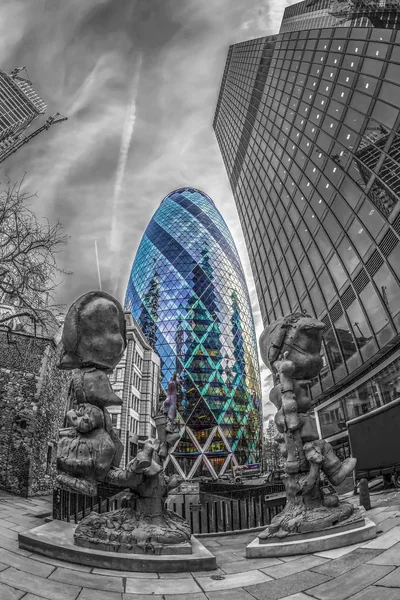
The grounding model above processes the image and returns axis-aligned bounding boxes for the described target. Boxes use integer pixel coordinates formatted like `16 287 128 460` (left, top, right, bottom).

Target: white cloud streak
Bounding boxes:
110 52 143 265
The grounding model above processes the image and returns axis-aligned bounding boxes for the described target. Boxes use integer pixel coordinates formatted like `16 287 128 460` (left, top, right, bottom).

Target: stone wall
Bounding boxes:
0 331 69 497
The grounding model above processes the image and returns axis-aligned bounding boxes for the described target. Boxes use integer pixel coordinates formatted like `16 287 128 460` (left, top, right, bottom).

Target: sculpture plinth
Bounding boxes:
247 312 376 555
54 291 191 556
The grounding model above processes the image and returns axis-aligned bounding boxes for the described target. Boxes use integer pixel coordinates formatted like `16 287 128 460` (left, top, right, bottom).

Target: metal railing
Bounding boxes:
53 485 286 535
52 484 128 524
171 492 285 536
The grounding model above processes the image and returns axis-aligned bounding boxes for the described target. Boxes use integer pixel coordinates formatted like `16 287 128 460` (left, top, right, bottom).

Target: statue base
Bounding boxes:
74 507 191 555
246 509 376 558
18 521 217 572
260 501 355 540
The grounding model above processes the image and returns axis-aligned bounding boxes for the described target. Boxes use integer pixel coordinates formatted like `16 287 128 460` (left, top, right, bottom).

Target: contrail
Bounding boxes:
94 239 102 290
110 51 143 291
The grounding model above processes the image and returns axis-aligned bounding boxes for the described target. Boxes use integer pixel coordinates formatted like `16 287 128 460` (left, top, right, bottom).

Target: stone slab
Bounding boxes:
308 564 395 600
348 587 400 600
375 566 400 587
261 554 328 578
244 570 330 600
362 525 400 550
125 576 202 595
246 517 376 558
311 548 383 577
195 570 272 592
18 520 216 573
367 541 400 566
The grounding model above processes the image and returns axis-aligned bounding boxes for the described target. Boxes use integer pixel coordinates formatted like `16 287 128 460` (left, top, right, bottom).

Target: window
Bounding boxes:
328 254 347 289
318 398 346 438
360 283 388 333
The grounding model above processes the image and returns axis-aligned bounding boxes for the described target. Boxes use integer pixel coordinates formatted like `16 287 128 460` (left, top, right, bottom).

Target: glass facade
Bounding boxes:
213 1 400 452
125 188 262 479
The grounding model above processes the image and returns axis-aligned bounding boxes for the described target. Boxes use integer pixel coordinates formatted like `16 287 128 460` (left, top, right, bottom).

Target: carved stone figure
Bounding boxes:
258 312 357 540
56 291 190 554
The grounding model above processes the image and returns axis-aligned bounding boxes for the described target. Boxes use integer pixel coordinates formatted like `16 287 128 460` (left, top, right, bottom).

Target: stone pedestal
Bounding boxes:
18 521 217 572
246 510 377 558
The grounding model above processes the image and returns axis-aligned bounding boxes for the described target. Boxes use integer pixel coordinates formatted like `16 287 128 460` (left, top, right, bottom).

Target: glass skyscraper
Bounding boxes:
125 188 262 479
214 0 400 459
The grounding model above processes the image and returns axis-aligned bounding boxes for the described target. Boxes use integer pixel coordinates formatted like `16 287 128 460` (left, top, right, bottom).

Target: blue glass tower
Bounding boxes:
125 187 262 479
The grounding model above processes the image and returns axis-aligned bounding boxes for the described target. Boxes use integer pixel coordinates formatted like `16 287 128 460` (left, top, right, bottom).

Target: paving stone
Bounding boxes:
0 548 56 577
123 596 163 600
0 581 26 600
307 564 394 600
77 589 122 600
345 586 400 599
367 541 400 566
376 517 400 534
279 555 305 562
0 536 32 556
30 554 93 571
0 567 81 600
202 540 222 547
158 571 194 578
373 510 399 525
314 542 365 559
222 556 283 574
375 567 400 587
245 570 331 600
261 555 329 579
278 594 316 600
311 549 383 577
190 567 226 577
195 570 272 592
164 593 207 600
0 526 18 540
91 567 158 578
49 567 124 592
125 577 202 595
362 526 400 550
206 589 258 600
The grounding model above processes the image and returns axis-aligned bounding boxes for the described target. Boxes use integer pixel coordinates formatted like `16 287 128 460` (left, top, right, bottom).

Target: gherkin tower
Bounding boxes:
125 187 262 479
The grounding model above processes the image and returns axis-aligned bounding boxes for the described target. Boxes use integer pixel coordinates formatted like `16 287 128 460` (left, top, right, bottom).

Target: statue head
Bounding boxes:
58 291 127 371
259 312 324 379
303 441 324 465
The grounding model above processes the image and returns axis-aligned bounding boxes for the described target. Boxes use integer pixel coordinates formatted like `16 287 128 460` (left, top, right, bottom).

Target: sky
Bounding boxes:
0 0 296 419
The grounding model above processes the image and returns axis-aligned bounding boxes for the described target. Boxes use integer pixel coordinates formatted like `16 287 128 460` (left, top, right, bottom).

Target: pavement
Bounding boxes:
1 488 400 600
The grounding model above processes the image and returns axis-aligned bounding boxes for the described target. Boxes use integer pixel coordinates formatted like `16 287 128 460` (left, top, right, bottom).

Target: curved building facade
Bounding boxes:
214 1 400 460
125 187 262 479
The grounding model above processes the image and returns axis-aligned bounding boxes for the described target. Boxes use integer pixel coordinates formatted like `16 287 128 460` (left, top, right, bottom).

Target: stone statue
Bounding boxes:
258 312 357 540
56 291 190 554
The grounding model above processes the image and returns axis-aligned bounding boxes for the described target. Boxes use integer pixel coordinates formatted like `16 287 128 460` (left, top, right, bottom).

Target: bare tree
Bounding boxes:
0 180 70 337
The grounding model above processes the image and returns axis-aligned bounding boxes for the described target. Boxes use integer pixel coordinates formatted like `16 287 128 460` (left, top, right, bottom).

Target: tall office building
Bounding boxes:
0 68 66 164
125 187 262 479
214 0 400 459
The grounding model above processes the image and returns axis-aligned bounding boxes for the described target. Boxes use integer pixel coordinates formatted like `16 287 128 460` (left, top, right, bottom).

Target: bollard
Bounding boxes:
359 478 371 511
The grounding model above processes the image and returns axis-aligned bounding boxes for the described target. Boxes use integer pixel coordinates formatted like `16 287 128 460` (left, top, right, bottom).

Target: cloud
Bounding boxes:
0 0 297 410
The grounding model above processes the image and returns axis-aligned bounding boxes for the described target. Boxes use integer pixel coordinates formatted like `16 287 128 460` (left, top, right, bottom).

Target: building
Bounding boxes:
0 327 69 497
0 67 66 164
125 187 262 479
108 312 160 468
213 0 400 460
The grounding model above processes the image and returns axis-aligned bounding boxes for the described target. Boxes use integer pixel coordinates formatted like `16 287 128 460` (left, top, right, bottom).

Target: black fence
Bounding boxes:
171 492 286 535
53 485 286 535
52 484 128 523
200 481 285 500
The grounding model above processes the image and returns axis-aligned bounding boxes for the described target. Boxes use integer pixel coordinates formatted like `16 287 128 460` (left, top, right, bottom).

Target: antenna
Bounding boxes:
94 240 102 291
